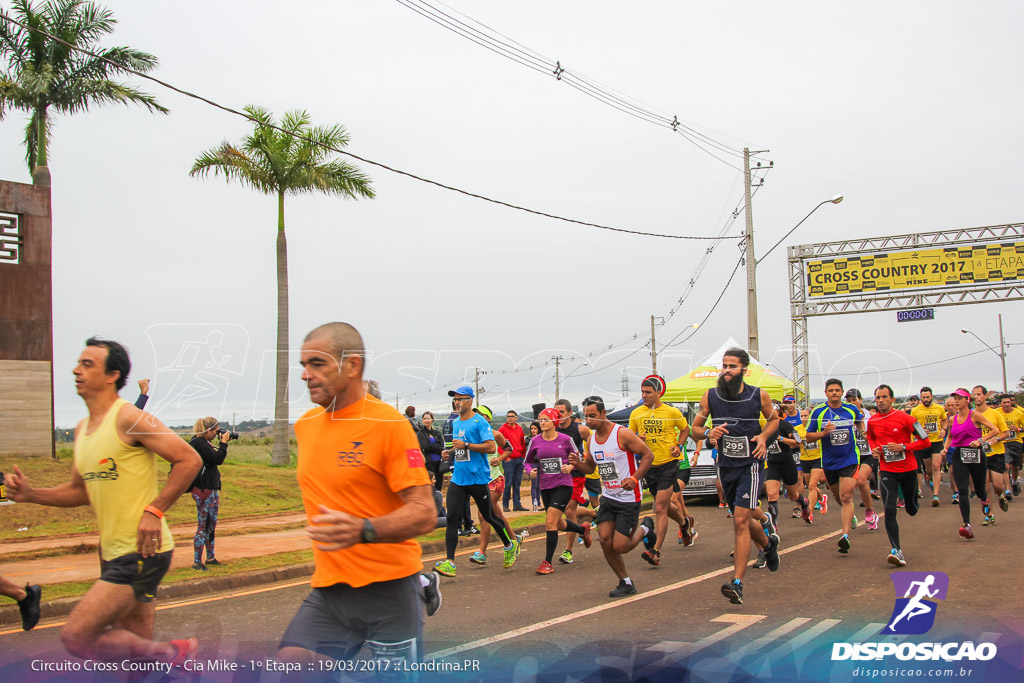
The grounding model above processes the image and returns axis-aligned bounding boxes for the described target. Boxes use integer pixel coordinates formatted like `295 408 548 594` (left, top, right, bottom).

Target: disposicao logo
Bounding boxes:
884 571 948 635
831 572 998 662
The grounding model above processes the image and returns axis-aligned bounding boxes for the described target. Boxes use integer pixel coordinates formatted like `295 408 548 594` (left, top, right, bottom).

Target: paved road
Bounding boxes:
2 497 1022 681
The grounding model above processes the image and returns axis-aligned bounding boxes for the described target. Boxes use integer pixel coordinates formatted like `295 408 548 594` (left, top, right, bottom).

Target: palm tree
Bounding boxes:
0 0 167 181
191 106 375 466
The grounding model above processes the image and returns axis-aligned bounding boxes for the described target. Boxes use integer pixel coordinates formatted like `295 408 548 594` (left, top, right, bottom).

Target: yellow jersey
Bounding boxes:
629 403 688 466
976 407 1008 456
911 403 947 442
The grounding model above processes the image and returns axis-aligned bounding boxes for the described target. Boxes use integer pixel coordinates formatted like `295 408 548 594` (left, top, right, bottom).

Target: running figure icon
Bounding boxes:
888 574 939 632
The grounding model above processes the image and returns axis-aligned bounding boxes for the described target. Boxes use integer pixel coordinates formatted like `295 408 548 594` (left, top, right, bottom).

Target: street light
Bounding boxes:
748 195 843 360
961 317 1008 392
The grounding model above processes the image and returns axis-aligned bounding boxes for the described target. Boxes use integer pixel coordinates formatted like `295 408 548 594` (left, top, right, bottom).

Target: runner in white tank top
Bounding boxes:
573 397 655 598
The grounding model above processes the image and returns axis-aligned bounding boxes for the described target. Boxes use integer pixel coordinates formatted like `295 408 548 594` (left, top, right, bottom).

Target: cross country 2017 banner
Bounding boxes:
805 242 1024 298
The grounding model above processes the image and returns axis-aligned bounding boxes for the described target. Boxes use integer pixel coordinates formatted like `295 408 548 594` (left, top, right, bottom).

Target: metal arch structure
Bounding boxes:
788 221 1024 404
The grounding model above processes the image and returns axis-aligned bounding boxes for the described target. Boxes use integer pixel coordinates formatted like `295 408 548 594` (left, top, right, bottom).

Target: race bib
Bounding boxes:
768 440 782 455
804 439 819 452
883 445 905 462
597 462 618 482
829 430 850 447
960 447 982 464
925 421 938 433
453 448 470 462
540 458 562 475
856 436 870 453
722 435 751 458
792 452 801 465
1009 428 1018 440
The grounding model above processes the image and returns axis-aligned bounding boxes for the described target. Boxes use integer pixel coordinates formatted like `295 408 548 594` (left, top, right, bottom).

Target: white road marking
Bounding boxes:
427 525 846 660
727 617 811 661
849 622 887 642
646 614 765 662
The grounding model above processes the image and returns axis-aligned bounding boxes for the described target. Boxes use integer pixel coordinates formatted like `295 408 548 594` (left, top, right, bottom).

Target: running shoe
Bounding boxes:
983 503 992 517
609 579 637 598
959 524 974 539
751 551 767 569
814 501 822 511
422 572 442 617
468 551 487 565
205 559 223 566
726 510 733 518
1014 482 1022 497
800 500 812 524
581 522 593 548
718 502 727 509
917 489 923 497
932 496 940 507
577 536 584 545
640 516 656 551
838 534 851 554
807 512 814 524
887 548 907 567
558 549 574 564
969 491 977 499
469 525 481 535
851 515 859 529
765 533 781 572
536 561 553 575
820 493 829 514
17 584 40 631
983 514 996 526
897 500 905 509
170 638 199 668
457 528 471 537
433 559 456 577
503 539 521 568
865 509 879 531
677 527 685 544
682 515 696 547
192 562 208 571
951 492 960 504
792 507 802 519
1000 496 1010 512
721 578 743 604
871 490 881 500
762 509 778 540
641 547 661 566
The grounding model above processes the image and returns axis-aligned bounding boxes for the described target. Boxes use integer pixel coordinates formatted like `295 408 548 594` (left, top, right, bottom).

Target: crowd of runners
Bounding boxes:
2 329 1019 675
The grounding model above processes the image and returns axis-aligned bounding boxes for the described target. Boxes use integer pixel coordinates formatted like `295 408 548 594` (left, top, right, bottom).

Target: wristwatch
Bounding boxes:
360 518 378 543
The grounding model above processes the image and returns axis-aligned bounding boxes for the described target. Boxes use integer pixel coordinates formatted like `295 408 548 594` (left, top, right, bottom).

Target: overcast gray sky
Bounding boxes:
2 1 1020 426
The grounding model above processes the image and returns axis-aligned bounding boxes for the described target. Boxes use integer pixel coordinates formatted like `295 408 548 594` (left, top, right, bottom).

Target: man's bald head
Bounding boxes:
304 322 365 375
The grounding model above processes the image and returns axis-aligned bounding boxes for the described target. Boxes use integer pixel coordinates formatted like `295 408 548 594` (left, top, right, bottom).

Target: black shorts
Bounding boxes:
718 463 762 510
1004 441 1023 468
765 458 800 487
676 466 692 485
280 575 423 667
800 458 822 474
595 496 641 538
584 477 602 498
824 464 858 487
541 485 573 512
858 454 879 476
986 454 1007 474
644 461 680 495
913 448 929 473
99 550 173 603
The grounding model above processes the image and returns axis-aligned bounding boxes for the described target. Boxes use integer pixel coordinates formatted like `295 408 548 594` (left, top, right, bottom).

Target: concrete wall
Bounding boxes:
0 360 54 456
0 178 53 457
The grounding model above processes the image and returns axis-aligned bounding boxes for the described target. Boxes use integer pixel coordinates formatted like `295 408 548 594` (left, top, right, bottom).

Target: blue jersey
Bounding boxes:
808 402 864 470
783 413 802 427
449 413 495 486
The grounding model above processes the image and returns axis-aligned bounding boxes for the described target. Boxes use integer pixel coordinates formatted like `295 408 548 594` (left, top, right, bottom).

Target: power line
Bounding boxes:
0 12 741 243
394 0 766 171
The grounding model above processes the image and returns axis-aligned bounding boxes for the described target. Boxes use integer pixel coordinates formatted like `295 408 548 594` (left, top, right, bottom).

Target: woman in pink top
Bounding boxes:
941 388 999 539
525 409 592 574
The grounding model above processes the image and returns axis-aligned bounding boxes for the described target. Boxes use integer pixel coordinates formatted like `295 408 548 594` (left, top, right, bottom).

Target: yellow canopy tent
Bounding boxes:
662 338 795 403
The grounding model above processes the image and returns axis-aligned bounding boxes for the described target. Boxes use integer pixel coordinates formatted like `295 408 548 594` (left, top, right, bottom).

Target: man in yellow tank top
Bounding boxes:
6 338 201 666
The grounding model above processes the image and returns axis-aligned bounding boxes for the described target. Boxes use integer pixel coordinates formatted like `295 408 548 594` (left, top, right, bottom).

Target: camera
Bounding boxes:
218 429 240 440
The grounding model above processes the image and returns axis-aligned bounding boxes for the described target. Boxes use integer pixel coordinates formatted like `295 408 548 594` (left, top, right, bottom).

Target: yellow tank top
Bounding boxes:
74 398 173 560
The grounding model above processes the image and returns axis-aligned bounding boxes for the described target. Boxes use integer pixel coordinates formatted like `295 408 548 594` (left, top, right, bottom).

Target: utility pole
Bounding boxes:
1000 313 1008 393
744 147 759 360
551 355 563 401
474 368 485 407
650 315 658 374
621 369 630 397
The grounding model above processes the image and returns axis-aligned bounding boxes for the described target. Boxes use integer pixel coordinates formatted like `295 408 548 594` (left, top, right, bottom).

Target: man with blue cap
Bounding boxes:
433 386 520 578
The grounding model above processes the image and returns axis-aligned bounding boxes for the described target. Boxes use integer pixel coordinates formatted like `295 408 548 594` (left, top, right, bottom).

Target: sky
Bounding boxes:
1 1 1021 426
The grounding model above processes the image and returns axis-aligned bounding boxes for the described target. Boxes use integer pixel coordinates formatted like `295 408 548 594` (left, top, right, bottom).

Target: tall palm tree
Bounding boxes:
0 0 167 179
191 105 375 466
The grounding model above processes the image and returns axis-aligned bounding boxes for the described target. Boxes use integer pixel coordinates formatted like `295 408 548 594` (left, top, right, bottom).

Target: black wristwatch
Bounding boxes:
360 518 378 543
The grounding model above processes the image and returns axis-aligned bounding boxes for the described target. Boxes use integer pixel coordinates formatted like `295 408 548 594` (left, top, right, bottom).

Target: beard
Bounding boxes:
717 371 744 400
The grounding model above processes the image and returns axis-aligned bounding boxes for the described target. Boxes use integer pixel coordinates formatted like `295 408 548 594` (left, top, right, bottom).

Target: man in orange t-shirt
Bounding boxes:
277 323 436 669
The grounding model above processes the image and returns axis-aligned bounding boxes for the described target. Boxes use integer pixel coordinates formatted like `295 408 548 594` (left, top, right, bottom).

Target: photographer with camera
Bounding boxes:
188 417 233 570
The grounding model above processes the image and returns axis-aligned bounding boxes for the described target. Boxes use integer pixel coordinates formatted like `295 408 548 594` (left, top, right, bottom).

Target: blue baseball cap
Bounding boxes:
447 385 475 398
